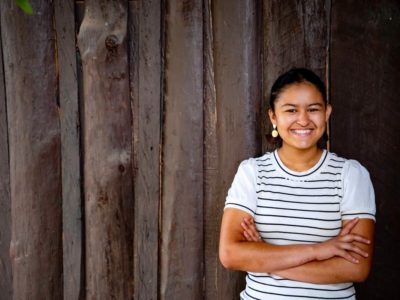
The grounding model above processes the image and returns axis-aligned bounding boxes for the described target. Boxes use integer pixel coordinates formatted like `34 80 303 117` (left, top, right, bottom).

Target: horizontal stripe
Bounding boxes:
256 157 271 162
258 197 340 205
342 212 375 217
330 158 346 163
257 163 273 167
320 172 341 175
259 169 276 173
247 286 356 299
304 179 341 182
264 237 321 243
254 222 342 231
248 275 354 292
256 205 340 213
257 190 341 197
257 182 341 190
258 176 287 180
258 230 336 238
327 164 344 169
254 213 341 222
225 203 255 214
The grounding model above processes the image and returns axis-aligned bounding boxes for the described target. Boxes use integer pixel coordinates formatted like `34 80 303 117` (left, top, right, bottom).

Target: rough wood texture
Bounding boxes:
0 1 63 298
211 0 262 298
330 1 400 298
130 0 162 299
0 21 12 300
77 1 134 298
160 0 203 298
55 1 84 299
262 0 330 151
203 0 219 298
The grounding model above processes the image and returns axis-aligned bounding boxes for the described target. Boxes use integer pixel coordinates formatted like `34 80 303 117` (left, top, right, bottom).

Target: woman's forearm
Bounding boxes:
220 240 317 273
274 255 371 284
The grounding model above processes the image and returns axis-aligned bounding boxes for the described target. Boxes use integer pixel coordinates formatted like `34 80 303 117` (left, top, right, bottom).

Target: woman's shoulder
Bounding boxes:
328 152 371 177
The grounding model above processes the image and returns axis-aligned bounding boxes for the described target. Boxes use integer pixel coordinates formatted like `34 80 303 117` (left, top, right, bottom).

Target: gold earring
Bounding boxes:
272 124 279 138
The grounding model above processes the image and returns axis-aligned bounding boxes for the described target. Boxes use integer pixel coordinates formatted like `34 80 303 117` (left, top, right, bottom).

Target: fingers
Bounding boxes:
340 218 359 236
340 242 369 258
241 218 262 242
340 233 371 245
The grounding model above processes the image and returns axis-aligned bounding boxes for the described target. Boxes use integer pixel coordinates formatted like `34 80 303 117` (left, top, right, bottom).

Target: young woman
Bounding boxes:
219 68 376 300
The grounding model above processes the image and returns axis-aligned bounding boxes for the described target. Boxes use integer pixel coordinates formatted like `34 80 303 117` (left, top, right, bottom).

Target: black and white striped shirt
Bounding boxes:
225 150 376 300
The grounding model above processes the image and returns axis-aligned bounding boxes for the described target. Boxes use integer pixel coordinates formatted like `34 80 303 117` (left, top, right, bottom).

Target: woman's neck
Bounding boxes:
277 146 323 172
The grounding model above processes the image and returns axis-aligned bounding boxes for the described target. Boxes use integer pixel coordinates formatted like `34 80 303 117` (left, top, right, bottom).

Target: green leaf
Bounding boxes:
16 0 33 15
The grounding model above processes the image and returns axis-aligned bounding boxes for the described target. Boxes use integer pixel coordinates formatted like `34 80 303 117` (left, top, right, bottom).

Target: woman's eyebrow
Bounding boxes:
279 102 323 108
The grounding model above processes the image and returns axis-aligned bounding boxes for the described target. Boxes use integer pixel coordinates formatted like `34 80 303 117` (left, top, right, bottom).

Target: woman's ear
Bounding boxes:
325 104 332 122
268 108 276 125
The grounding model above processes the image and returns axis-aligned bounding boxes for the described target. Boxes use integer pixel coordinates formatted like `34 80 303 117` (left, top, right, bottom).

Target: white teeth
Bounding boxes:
291 129 312 135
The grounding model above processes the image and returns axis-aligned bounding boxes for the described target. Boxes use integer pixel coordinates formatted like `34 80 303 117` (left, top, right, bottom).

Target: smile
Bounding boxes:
290 129 313 136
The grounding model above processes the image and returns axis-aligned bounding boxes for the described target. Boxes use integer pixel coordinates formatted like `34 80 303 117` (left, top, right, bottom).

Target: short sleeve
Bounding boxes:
224 158 258 217
341 160 376 221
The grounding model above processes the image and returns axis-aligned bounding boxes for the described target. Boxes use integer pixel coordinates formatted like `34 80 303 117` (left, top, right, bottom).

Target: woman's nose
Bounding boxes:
296 110 310 126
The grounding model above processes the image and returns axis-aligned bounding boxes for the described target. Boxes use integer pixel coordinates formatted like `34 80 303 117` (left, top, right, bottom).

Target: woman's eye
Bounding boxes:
285 109 296 113
308 108 320 112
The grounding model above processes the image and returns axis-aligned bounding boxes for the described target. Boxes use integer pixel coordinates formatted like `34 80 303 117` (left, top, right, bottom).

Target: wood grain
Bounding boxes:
0 17 12 300
130 0 162 299
330 0 400 298
211 0 262 298
0 1 62 298
160 0 204 298
55 1 84 299
77 1 134 298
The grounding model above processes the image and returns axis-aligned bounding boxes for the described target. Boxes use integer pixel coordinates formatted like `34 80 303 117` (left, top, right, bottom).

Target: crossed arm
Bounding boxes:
219 208 375 284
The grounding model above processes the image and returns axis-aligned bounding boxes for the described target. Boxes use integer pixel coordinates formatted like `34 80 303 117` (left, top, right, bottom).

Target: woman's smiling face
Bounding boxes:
269 82 332 152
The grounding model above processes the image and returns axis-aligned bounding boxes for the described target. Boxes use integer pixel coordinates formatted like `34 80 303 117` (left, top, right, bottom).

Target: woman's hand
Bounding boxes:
241 217 370 264
313 218 370 264
241 217 263 242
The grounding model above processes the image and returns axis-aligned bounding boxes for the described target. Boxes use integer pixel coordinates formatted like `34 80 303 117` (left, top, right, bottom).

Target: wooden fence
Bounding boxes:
0 0 399 299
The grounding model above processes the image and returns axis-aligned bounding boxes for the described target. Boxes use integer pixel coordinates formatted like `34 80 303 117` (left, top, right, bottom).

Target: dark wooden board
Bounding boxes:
210 0 262 298
0 1 62 298
54 1 84 299
330 0 400 298
77 1 134 298
262 0 330 151
0 18 12 300
130 0 162 299
160 0 204 298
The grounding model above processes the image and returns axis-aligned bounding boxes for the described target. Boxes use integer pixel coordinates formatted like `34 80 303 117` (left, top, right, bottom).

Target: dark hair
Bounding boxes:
269 68 327 111
267 68 329 147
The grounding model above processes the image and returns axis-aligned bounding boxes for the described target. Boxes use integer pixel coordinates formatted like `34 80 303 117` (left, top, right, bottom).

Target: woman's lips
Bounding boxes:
290 129 314 136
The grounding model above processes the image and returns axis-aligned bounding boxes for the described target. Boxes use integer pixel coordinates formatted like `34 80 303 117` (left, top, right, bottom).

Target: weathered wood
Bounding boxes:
160 0 203 298
0 21 12 300
0 1 63 298
262 0 330 151
77 1 134 298
203 0 219 298
211 0 262 298
55 1 84 299
129 0 161 298
330 1 400 298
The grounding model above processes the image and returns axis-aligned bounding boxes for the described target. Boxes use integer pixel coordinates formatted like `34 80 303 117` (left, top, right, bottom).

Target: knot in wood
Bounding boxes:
105 35 119 51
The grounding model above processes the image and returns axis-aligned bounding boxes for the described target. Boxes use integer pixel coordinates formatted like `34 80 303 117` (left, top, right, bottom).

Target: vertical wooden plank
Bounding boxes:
77 1 134 298
160 0 203 298
211 0 262 298
203 0 219 298
55 1 84 299
0 19 12 300
330 1 400 298
262 0 330 151
0 1 63 298
129 0 162 299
